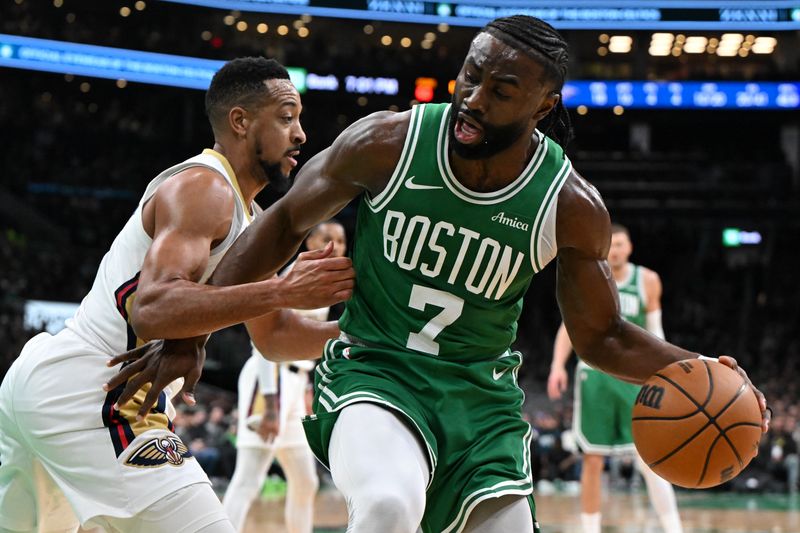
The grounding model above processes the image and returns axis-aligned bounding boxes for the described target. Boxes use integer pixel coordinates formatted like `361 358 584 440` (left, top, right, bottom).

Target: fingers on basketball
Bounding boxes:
632 359 762 489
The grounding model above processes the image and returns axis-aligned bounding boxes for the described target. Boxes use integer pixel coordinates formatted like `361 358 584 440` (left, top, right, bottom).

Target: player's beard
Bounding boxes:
261 160 292 193
447 96 528 160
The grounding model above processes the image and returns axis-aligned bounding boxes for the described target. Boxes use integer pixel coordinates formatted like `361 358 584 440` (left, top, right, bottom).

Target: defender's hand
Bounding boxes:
718 355 770 433
103 337 206 420
277 242 355 309
257 396 280 442
547 366 569 400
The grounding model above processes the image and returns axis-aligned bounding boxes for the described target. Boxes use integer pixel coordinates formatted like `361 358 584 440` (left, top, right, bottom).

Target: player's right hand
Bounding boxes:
718 355 771 434
547 366 569 400
103 337 206 421
277 241 355 310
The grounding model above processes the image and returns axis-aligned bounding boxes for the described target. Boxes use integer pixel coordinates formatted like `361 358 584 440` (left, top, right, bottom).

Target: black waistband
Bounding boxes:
287 364 307 374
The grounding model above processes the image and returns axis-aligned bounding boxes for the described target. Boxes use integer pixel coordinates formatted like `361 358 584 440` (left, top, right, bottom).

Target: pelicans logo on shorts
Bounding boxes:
124 436 193 468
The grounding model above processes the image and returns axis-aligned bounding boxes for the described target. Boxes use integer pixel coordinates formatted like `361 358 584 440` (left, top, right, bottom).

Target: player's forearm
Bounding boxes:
575 318 699 384
551 324 574 370
249 312 339 361
131 277 286 340
264 393 279 414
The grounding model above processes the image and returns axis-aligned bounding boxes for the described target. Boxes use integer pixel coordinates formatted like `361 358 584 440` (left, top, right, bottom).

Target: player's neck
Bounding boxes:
211 142 265 207
449 133 538 192
611 262 630 283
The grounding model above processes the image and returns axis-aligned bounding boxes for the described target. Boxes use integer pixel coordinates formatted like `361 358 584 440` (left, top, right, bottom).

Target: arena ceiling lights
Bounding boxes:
158 0 800 31
649 32 779 56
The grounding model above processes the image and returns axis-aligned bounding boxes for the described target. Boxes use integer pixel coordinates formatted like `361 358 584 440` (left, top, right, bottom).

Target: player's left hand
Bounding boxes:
103 337 206 421
718 355 770 434
257 405 280 442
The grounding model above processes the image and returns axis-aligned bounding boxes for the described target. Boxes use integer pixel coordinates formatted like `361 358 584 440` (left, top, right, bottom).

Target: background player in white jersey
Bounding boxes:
548 224 683 533
224 221 347 533
0 57 354 533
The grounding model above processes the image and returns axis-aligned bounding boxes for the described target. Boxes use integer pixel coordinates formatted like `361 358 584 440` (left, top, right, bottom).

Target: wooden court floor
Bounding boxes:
242 488 800 533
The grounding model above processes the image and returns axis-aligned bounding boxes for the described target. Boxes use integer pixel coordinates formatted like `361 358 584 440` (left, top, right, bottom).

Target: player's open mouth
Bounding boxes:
286 150 300 167
454 114 484 144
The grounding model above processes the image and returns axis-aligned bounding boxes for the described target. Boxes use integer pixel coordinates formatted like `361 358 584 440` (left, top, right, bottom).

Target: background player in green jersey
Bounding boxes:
548 224 683 533
108 15 770 533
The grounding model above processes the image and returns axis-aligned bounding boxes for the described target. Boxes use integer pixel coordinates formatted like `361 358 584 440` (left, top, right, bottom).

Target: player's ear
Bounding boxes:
228 106 248 138
533 92 559 122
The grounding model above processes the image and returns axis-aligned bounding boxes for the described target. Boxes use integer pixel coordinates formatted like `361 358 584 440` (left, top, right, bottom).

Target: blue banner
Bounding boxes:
1 34 798 110
562 80 800 109
0 34 306 91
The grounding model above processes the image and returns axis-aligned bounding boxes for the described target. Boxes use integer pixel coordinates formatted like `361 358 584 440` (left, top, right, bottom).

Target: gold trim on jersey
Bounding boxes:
118 383 174 432
202 148 253 223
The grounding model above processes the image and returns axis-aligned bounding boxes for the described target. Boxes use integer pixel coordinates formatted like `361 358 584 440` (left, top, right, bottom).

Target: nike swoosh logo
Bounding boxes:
405 176 443 190
493 367 510 380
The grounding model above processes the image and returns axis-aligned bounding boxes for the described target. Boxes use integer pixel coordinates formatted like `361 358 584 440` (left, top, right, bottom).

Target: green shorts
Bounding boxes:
303 338 540 533
574 361 640 455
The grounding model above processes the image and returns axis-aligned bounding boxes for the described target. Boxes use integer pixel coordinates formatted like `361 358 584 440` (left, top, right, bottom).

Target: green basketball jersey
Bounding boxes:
338 102 572 362
617 263 647 328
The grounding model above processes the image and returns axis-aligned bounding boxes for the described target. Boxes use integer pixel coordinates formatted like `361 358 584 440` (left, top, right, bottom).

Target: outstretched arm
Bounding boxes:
209 110 409 287
555 171 768 432
212 111 412 360
555 172 696 383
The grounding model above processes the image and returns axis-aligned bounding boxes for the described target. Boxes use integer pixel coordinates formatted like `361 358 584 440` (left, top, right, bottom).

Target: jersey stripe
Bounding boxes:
367 105 424 212
531 157 572 272
104 272 175 457
202 148 253 223
441 424 534 533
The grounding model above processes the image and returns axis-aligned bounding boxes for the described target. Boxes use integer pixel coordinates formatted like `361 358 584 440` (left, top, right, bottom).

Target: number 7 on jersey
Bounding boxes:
405 284 464 356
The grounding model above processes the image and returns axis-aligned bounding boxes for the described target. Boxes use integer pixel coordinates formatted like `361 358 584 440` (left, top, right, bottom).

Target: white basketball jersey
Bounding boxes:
66 149 256 355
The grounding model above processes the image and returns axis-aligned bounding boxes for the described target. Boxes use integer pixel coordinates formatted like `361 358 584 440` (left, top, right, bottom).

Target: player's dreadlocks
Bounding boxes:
483 15 574 148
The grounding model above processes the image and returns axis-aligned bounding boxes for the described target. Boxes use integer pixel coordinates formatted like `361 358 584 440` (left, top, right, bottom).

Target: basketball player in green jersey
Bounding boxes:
548 224 683 533
107 15 770 533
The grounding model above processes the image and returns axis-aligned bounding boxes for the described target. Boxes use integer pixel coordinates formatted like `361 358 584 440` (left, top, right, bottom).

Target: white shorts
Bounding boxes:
236 355 311 450
0 329 209 529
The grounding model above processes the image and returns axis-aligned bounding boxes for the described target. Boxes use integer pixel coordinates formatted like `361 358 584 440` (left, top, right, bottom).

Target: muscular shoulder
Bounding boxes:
555 169 611 260
147 166 235 240
326 110 412 194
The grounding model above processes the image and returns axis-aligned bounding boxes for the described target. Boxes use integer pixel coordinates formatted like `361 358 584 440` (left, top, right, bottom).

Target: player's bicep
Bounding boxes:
554 173 622 358
140 226 216 286
139 173 234 286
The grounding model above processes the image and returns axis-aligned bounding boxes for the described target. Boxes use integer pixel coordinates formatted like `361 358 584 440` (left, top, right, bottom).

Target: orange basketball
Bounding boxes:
632 359 762 489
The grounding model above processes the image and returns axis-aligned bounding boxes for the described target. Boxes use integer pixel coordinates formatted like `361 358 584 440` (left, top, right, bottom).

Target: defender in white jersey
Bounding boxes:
224 221 347 533
0 58 354 533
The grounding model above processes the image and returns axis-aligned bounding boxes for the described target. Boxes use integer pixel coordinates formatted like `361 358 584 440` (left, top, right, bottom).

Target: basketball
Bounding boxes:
632 359 762 489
